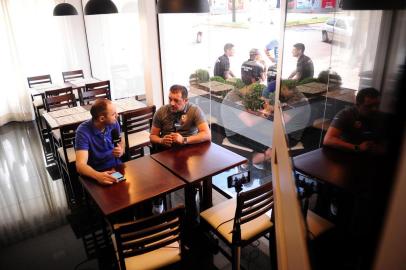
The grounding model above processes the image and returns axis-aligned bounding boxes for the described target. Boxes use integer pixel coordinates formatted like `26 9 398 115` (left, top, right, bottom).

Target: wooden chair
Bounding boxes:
121 106 155 160
111 205 186 270
27 74 52 145
79 80 111 105
27 74 52 88
200 181 275 270
62 69 84 82
58 122 82 207
44 87 76 112
44 87 77 162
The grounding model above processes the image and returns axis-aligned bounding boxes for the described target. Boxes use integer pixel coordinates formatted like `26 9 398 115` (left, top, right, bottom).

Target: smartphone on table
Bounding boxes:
111 171 125 182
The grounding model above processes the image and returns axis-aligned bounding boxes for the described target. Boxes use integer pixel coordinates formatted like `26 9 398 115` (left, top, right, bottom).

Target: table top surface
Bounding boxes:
151 142 247 183
79 156 185 217
293 147 380 192
42 97 146 129
66 78 100 88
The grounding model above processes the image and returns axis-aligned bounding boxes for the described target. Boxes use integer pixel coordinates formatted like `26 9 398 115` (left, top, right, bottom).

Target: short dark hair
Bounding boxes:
90 99 111 120
293 43 305 53
224 43 234 52
356 87 380 105
170 84 188 99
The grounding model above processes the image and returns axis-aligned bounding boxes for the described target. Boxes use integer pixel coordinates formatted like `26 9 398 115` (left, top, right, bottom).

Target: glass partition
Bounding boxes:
158 1 281 194
83 0 145 100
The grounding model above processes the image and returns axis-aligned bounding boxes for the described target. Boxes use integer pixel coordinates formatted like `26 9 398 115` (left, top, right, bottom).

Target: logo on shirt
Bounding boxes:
180 114 187 125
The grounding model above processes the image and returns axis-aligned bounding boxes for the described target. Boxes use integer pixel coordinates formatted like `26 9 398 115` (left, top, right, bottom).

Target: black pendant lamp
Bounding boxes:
157 0 209 13
84 0 118 15
53 3 78 16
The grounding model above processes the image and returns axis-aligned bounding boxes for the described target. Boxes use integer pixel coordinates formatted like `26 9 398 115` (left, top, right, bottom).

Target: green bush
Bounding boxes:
209 76 226 83
241 83 266 111
281 79 297 89
195 69 210 83
225 78 245 90
318 70 342 85
297 77 318 85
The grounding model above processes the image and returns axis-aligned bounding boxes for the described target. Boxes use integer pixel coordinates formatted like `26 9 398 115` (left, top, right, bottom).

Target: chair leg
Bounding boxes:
269 230 277 270
232 246 241 270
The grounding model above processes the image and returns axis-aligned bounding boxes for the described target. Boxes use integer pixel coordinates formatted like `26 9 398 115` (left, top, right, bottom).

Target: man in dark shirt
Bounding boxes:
323 88 383 153
241 48 266 85
214 43 235 79
288 43 314 82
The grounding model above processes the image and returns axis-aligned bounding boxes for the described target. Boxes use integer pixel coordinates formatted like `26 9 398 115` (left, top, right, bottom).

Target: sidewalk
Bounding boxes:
207 12 332 28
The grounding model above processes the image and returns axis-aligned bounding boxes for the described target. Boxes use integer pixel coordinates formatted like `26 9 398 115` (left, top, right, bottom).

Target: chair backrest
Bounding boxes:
122 105 156 135
233 181 274 242
27 74 52 88
62 70 84 82
113 205 185 270
59 122 82 164
80 80 111 105
44 87 76 112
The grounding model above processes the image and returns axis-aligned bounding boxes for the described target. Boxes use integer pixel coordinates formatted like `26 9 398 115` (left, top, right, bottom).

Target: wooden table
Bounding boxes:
79 156 185 219
293 147 379 192
151 142 247 221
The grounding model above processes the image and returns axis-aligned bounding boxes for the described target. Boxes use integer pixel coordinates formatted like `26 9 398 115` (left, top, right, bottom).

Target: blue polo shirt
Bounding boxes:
75 119 122 171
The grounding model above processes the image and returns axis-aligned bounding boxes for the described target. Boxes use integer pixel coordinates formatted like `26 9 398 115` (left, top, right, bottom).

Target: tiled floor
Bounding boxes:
0 121 273 270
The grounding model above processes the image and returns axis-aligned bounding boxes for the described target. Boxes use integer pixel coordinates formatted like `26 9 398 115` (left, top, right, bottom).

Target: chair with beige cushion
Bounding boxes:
111 205 186 270
121 105 155 160
58 122 81 208
200 181 276 270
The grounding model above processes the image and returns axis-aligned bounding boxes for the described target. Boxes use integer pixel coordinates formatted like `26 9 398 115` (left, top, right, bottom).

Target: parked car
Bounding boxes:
321 17 353 43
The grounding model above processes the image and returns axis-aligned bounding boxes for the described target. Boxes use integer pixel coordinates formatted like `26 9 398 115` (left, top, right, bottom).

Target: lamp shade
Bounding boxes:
84 0 118 15
157 0 209 13
53 3 78 16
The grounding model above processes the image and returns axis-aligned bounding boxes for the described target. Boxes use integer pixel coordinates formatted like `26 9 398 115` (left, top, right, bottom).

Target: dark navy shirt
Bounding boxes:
75 119 121 171
214 54 230 79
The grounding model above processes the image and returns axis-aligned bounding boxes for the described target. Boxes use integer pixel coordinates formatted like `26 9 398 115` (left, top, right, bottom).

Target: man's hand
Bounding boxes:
170 132 183 144
112 144 123 158
161 134 174 146
96 171 117 185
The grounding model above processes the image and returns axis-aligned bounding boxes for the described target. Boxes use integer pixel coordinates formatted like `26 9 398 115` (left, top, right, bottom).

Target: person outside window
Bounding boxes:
241 48 267 86
288 43 314 82
75 99 124 185
214 43 235 80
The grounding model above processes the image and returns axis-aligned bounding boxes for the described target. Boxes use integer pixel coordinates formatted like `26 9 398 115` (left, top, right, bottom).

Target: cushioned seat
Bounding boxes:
57 147 76 163
32 96 44 107
200 181 275 270
124 130 150 149
306 210 335 239
201 198 273 243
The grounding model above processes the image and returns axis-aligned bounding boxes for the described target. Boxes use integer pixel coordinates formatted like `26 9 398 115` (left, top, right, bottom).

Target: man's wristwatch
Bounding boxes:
354 144 360 152
183 137 188 145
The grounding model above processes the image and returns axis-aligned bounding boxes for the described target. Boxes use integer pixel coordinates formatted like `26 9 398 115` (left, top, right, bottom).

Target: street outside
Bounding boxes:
159 10 362 91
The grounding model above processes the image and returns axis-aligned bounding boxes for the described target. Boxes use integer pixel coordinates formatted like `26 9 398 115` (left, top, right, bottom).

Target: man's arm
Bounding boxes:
150 125 173 147
171 122 211 145
288 70 297 79
76 150 116 185
224 70 235 79
323 126 371 152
